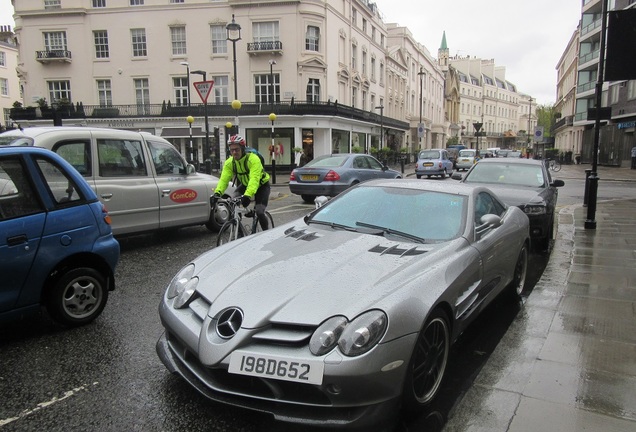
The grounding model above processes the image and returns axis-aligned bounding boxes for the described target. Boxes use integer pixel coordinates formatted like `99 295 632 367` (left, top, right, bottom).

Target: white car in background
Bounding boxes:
456 149 480 171
0 127 229 236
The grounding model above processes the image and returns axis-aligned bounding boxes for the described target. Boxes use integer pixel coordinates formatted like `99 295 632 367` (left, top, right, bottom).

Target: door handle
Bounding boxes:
161 189 171 197
7 234 27 246
101 193 113 200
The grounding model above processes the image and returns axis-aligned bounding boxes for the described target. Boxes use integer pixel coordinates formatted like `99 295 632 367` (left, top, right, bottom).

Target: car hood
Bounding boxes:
467 183 547 207
192 223 457 327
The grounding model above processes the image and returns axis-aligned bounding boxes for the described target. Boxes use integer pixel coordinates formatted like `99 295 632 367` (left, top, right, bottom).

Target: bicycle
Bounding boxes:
548 158 561 172
215 197 275 246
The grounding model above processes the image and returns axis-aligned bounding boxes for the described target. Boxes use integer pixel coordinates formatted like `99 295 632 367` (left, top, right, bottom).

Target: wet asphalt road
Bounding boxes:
3 173 631 431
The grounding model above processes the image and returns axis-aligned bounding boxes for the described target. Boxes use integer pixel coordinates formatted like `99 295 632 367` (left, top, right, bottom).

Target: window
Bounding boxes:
253 22 279 44
170 0 184 3
306 79 320 103
0 51 5 66
380 34 385 48
170 26 187 56
352 8 357 25
93 30 109 58
0 78 8 97
610 84 620 104
92 0 106 7
47 80 71 103
254 74 278 104
210 25 227 54
212 75 229 103
173 77 188 106
0 157 44 220
628 81 636 100
362 90 367 111
362 19 367 33
351 44 357 70
44 31 67 51
371 26 376 42
371 56 376 81
130 0 144 5
134 78 150 114
131 29 147 57
306 26 319 51
96 80 112 107
379 62 384 85
362 50 367 76
352 87 357 107
98 139 147 177
44 0 61 9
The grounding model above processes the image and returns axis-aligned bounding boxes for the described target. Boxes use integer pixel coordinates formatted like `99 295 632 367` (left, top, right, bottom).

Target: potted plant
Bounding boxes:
351 145 364 154
10 100 36 120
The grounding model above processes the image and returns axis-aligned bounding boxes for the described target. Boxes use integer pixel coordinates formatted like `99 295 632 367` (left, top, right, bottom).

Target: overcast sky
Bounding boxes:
375 0 582 105
1 0 581 105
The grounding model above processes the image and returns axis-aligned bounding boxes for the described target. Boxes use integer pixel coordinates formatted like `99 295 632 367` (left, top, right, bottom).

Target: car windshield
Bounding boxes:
418 150 441 160
459 150 475 157
304 155 348 168
464 163 546 187
0 135 34 146
309 186 467 242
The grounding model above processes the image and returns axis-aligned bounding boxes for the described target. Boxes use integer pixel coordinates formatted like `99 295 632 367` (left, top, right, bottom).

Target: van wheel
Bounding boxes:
46 268 108 326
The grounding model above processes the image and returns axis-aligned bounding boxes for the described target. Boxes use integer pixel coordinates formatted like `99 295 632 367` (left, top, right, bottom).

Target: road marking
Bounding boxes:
269 204 313 215
0 382 98 426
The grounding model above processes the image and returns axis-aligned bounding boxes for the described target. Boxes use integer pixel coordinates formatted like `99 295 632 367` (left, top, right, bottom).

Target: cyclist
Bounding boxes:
211 135 271 230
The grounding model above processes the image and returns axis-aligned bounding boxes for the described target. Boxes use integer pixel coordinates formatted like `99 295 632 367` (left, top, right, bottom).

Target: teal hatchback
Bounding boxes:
0 146 119 326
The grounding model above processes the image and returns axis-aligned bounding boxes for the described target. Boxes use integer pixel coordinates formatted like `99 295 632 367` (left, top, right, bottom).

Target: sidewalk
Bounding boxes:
443 165 636 431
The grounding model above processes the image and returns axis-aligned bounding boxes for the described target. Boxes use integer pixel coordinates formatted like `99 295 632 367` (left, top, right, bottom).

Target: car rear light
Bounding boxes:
102 204 112 225
438 162 442 168
289 170 296 181
324 170 341 181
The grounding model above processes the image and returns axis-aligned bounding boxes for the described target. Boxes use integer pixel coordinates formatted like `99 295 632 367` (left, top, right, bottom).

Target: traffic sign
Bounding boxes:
193 80 215 103
417 123 425 138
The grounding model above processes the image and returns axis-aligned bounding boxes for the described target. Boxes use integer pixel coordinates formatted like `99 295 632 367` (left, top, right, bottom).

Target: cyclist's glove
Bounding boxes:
210 193 221 207
240 195 251 208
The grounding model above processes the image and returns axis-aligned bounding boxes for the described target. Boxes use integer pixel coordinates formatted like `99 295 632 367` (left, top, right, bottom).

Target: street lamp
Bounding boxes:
473 120 483 150
191 69 209 170
231 99 242 134
375 105 384 149
527 97 533 154
186 115 194 163
226 14 242 101
269 59 277 111
180 61 190 107
269 113 277 181
417 66 425 149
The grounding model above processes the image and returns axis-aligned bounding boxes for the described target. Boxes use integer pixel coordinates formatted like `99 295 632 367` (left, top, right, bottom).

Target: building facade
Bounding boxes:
0 25 20 128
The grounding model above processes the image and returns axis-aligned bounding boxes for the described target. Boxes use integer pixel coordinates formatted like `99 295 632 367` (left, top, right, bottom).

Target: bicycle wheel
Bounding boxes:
552 161 561 172
216 219 245 246
251 211 275 234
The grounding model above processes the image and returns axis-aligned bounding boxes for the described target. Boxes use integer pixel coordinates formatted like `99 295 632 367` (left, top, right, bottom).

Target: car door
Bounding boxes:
365 155 392 180
0 155 46 313
146 139 211 228
92 133 160 235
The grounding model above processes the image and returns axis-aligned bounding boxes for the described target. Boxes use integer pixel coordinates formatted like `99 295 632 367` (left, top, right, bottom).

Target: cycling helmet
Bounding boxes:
228 134 246 146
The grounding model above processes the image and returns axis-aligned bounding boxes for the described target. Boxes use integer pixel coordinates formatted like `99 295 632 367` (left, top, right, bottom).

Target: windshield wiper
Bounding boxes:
307 219 359 232
355 221 425 243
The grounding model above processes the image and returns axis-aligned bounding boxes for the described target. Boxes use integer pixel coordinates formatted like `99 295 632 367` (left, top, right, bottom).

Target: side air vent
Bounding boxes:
369 244 427 257
284 226 321 241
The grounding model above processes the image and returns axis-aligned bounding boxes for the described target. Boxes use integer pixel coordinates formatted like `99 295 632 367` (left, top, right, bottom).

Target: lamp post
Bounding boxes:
375 105 384 149
473 121 483 150
180 61 191 107
191 69 209 170
231 99 242 135
527 97 533 155
269 59 277 111
417 66 425 149
226 14 242 101
269 113 277 184
186 115 194 163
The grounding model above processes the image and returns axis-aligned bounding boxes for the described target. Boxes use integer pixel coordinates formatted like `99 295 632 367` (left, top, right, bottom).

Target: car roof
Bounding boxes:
359 178 486 196
475 157 542 166
1 126 149 139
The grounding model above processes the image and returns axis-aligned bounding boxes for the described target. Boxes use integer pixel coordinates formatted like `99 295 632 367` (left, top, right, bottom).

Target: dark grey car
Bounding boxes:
289 153 401 203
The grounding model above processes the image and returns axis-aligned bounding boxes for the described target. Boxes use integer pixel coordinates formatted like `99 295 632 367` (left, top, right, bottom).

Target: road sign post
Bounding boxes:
193 81 214 172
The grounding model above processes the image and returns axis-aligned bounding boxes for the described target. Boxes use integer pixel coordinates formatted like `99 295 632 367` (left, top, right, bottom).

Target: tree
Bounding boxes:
536 104 556 138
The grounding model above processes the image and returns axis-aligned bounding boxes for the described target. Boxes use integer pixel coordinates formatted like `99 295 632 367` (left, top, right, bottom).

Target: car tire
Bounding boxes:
301 194 316 204
510 243 529 297
440 169 447 179
416 174 422 179
402 308 450 412
205 200 230 232
46 267 109 326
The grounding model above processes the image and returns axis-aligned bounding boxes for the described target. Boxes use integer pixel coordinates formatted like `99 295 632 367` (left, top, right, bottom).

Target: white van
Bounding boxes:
0 126 229 236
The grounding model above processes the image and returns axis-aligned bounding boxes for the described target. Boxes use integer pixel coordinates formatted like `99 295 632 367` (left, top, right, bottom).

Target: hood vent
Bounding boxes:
369 244 427 257
284 226 321 241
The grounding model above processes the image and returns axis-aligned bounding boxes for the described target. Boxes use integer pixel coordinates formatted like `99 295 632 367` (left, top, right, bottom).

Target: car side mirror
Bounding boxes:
451 172 463 181
186 164 196 174
314 196 329 209
552 179 565 187
475 214 502 239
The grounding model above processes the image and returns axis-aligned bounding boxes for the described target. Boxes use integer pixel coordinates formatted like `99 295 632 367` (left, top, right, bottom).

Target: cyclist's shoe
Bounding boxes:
244 210 255 218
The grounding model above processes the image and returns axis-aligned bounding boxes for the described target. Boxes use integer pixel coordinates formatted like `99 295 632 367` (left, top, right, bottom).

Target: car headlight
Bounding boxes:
523 204 546 215
167 264 196 299
309 310 388 357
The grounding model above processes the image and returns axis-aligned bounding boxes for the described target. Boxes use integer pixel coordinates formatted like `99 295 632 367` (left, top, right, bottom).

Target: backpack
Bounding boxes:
245 147 265 167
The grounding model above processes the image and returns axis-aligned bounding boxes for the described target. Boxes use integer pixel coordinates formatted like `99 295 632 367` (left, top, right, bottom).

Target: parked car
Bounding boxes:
415 148 454 178
157 179 530 429
0 126 229 236
0 146 119 326
289 153 401 203
446 144 466 168
456 149 480 171
453 158 564 250
497 149 512 158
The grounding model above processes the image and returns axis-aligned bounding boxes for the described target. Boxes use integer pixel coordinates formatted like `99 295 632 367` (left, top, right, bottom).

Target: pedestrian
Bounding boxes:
631 145 636 169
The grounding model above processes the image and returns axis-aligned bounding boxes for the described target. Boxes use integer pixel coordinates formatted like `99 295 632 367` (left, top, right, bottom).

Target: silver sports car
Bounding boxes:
157 179 530 429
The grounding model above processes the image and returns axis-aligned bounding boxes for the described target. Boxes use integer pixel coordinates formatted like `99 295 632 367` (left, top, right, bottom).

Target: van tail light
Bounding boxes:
102 205 112 225
324 170 341 181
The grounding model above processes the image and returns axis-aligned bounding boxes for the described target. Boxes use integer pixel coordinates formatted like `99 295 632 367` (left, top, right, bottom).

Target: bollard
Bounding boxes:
400 158 405 174
583 169 592 207
271 160 276 184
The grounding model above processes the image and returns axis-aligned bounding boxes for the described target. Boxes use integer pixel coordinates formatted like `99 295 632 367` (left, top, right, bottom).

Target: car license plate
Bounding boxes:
462 158 469 162
300 174 319 181
423 162 434 167
229 351 324 385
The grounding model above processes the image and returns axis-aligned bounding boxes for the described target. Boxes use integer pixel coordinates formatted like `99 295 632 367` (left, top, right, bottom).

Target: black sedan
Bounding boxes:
453 158 564 250
289 153 402 203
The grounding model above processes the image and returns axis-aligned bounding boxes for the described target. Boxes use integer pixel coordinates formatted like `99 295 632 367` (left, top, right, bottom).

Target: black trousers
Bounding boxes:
234 181 271 230
632 156 636 169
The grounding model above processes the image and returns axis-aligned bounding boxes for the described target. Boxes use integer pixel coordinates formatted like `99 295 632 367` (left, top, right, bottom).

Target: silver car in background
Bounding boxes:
415 148 454 178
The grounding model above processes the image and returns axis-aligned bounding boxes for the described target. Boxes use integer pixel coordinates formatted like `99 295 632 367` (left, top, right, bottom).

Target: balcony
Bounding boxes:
36 50 72 63
246 41 283 56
